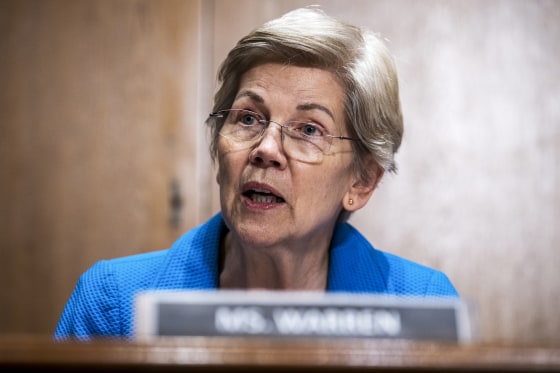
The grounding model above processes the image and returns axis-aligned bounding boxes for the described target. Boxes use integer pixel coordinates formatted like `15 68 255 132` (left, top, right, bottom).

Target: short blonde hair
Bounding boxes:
209 7 403 180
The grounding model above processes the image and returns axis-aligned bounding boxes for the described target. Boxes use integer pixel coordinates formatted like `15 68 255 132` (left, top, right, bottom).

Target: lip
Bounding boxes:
241 181 286 209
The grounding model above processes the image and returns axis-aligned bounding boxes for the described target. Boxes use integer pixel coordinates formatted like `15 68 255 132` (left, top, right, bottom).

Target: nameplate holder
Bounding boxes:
134 290 473 342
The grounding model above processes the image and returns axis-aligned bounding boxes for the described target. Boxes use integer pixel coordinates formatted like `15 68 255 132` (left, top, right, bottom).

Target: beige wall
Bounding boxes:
1 0 558 344
213 0 560 344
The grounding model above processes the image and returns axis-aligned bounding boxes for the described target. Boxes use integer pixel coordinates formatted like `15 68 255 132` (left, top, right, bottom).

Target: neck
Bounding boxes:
219 232 330 291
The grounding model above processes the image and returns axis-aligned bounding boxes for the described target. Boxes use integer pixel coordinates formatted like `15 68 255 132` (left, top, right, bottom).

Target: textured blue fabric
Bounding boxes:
54 212 458 340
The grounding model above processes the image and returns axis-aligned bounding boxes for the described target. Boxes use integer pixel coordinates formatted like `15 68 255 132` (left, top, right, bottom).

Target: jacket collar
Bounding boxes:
155 213 387 293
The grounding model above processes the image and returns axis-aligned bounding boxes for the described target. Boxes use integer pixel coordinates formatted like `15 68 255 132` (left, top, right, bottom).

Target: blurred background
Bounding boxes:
1 0 558 344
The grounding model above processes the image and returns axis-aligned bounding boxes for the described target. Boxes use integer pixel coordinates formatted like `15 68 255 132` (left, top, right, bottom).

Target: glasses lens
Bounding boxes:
213 109 332 164
219 109 264 142
282 124 327 163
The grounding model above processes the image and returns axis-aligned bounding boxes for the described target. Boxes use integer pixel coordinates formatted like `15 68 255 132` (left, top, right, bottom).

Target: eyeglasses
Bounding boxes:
208 109 357 164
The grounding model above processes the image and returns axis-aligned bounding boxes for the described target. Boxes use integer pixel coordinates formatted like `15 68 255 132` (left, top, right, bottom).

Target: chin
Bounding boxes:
234 222 279 247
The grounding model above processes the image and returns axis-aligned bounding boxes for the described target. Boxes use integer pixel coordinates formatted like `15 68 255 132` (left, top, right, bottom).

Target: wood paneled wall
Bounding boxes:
0 0 214 334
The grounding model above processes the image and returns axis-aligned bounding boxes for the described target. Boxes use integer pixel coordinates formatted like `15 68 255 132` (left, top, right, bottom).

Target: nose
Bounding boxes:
249 122 288 168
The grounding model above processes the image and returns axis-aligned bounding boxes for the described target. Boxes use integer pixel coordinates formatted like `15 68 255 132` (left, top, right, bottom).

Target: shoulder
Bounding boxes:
377 250 459 296
331 223 459 297
53 250 169 340
80 250 170 317
83 249 169 289
87 212 226 288
54 214 226 339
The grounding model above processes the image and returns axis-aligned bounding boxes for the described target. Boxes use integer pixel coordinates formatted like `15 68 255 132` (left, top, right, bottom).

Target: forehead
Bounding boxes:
236 63 346 120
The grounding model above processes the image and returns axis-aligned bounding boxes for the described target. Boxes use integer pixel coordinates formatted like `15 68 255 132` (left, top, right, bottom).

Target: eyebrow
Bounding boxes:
234 90 335 121
296 103 335 121
235 90 264 104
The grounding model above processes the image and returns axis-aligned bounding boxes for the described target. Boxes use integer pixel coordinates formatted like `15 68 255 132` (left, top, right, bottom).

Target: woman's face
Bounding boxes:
216 63 362 250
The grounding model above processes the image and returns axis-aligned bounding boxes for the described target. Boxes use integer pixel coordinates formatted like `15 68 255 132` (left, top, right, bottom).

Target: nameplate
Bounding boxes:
134 290 472 342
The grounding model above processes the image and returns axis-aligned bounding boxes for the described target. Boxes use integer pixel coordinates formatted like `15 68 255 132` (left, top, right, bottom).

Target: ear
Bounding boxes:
342 160 384 212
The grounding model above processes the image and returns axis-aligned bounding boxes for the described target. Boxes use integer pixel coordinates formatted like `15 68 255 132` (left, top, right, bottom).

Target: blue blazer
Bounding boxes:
54 213 458 340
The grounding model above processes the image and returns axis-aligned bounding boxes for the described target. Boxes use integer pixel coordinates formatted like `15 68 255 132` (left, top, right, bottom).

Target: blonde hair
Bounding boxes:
209 7 403 180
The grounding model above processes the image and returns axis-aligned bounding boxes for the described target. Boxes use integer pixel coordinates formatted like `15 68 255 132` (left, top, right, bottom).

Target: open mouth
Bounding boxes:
243 188 285 203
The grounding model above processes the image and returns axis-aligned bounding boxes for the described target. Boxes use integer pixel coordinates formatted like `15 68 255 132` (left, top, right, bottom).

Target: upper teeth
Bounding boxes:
252 194 278 203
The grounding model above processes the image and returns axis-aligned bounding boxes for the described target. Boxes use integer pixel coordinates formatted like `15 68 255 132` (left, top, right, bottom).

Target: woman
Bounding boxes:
54 7 458 340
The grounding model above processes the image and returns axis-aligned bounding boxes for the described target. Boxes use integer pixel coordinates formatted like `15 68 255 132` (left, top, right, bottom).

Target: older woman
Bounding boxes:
55 7 458 340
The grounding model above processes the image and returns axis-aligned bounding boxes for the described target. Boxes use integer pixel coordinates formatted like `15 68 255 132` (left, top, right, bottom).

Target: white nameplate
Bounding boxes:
134 290 473 342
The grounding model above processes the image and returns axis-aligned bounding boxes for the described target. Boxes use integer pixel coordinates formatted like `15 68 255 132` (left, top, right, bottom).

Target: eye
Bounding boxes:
294 122 324 137
237 110 262 126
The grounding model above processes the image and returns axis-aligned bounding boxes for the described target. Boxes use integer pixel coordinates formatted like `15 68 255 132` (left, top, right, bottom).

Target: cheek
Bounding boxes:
215 168 221 185
216 158 230 188
295 163 352 203
216 151 244 190
319 162 354 196
216 144 231 185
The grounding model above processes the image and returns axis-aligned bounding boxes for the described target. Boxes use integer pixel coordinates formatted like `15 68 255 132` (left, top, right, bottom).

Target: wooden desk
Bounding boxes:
1 335 559 372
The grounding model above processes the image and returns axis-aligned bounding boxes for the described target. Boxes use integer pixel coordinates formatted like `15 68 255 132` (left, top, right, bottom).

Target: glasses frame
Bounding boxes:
209 109 357 163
